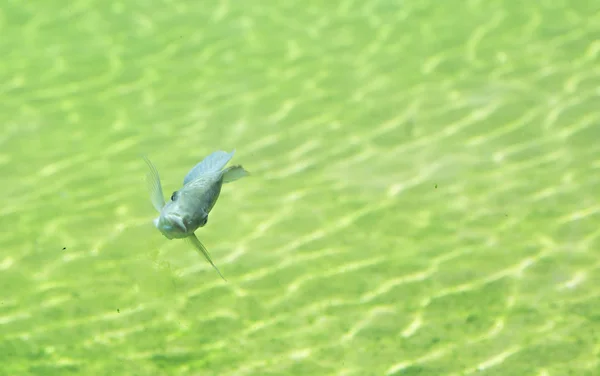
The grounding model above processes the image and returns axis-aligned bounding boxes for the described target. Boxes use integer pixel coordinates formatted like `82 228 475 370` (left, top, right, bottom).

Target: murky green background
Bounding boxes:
1 0 599 375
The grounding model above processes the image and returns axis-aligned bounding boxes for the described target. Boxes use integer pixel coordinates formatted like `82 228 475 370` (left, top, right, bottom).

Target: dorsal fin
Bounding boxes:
183 150 235 185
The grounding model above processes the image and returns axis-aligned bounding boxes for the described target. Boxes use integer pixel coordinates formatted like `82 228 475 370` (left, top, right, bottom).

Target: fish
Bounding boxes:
143 150 249 280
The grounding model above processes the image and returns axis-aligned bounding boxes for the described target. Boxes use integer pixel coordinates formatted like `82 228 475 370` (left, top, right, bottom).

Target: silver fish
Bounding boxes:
143 150 249 280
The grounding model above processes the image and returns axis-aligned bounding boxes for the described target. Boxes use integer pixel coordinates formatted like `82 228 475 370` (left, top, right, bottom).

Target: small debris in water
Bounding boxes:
62 247 66 250
434 184 438 189
117 308 120 313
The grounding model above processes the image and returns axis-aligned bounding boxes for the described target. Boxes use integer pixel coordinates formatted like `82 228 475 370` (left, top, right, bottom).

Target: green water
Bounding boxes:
1 0 599 375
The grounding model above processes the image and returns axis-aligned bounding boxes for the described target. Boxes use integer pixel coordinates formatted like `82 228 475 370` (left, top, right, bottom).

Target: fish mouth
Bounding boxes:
155 213 189 239
168 214 187 233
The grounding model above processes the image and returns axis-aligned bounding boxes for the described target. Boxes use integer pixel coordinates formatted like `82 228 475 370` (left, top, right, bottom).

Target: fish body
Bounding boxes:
143 150 248 280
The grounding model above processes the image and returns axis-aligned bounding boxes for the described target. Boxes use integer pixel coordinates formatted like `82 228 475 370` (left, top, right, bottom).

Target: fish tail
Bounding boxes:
222 165 249 183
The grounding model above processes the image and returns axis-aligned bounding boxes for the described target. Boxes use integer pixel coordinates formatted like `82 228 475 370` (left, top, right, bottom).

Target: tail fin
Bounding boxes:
222 165 249 183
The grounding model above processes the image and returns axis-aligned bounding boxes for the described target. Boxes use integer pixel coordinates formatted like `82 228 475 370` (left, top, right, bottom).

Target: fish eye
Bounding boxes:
171 191 178 201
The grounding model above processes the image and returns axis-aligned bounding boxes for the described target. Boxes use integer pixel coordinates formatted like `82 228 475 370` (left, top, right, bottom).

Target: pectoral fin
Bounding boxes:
143 156 166 212
187 234 227 281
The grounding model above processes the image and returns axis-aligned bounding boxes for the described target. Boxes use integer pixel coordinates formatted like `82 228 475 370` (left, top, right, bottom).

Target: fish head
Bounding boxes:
153 189 211 239
153 196 192 239
154 212 189 239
